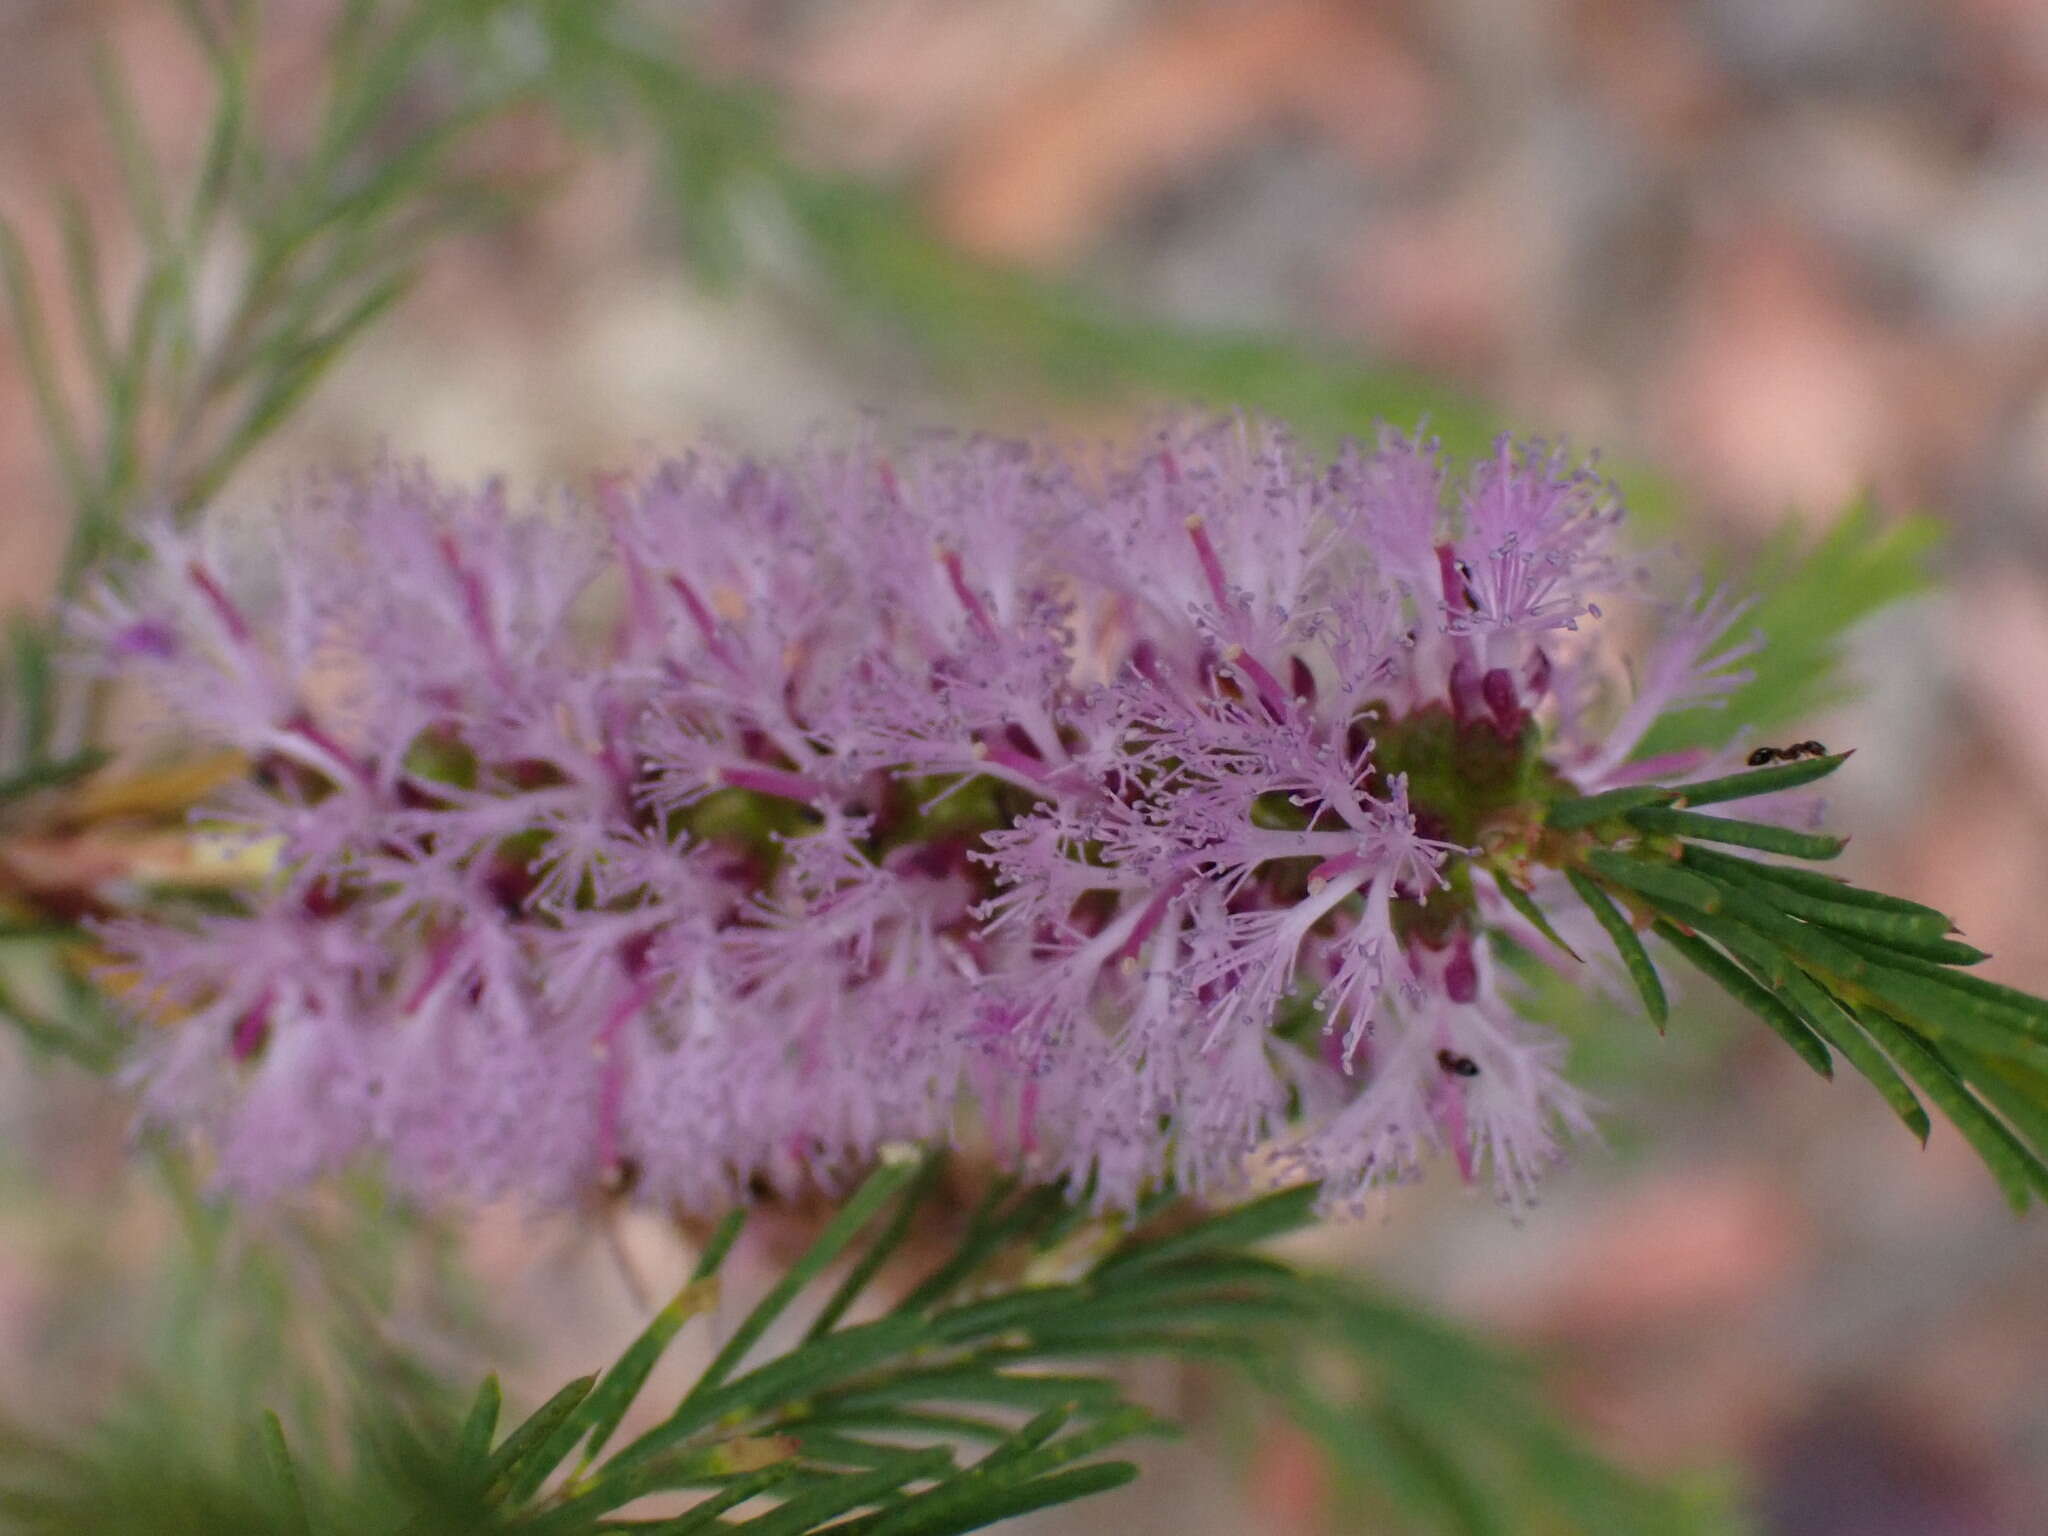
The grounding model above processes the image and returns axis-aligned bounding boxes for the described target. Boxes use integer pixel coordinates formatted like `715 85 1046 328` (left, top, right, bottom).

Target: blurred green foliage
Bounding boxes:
0 1162 1735 1535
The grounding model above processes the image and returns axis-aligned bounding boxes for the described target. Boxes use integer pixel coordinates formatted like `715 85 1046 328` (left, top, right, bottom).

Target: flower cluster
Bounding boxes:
87 419 1763 1213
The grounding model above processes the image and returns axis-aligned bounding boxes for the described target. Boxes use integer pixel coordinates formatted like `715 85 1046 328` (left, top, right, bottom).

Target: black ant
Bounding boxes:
1436 1049 1480 1078
1746 740 1828 767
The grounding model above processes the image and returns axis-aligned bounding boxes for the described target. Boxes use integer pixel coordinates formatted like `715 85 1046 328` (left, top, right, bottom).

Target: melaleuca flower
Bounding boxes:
85 418 1798 1215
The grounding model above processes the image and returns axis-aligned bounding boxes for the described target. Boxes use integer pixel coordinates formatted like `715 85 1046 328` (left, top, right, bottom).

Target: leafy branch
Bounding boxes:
1545 752 2048 1210
0 1158 1727 1534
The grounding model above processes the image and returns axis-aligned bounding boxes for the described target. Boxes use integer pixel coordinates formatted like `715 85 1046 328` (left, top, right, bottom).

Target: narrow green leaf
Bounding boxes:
1701 856 1952 924
1488 870 1582 961
995 1328 1266 1365
1371 1402 1513 1536
90 42 172 256
1697 900 2048 1076
806 1158 938 1341
1830 937 2048 1035
1568 870 1668 1026
626 1462 806 1535
181 272 413 511
1260 1373 1484 1532
892 1178 1054 1314
644 1313 931 1457
457 1373 501 1465
690 1205 749 1281
1095 1181 1318 1278
1774 972 1929 1139
1583 849 1721 913
1851 1008 2048 1212
56 191 115 392
0 749 110 805
1650 919 1831 1078
480 1373 595 1501
563 1276 720 1472
816 1367 1127 1419
792 1430 953 1473
861 1406 1156 1536
1669 751 1851 808
1545 784 1677 830
949 1405 1071 1471
1681 880 1874 983
686 1152 922 1404
1829 927 1985 968
185 27 251 245
854 1460 1139 1536
1009 1297 1308 1348
0 217 92 505
1939 1047 2048 1164
258 1411 310 1536
1841 961 2048 1072
796 1406 1017 1446
726 1449 953 1535
1680 846 1967 954
96 258 173 528
6 620 56 760
1626 805 1845 861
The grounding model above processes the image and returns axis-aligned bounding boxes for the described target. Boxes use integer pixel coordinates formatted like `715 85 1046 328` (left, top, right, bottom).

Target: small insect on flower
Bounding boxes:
1436 1049 1481 1078
1747 739 1830 766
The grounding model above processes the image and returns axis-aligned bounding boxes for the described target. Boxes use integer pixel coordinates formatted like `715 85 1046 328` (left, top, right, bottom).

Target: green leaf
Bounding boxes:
816 1367 1127 1420
1829 937 2048 1036
1772 970 1930 1138
1567 870 1668 1026
0 215 92 506
1669 751 1851 808
1545 784 1678 830
1583 850 1721 914
1095 1182 1319 1278
620 1462 805 1535
180 271 413 512
0 749 110 806
1850 1008 2048 1212
181 6 253 244
858 1460 1141 1536
807 1157 940 1341
455 1374 501 1466
1650 918 1832 1079
891 1179 1053 1314
1626 805 1845 861
688 1152 923 1402
1701 857 1952 925
1938 1047 2048 1165
257 1411 310 1536
724 1449 954 1536
56 191 116 393
1838 958 2048 1072
1488 869 1582 961
480 1373 595 1502
860 1407 1157 1536
90 41 172 256
689 1205 749 1281
7 618 56 761
559 1276 720 1473
1679 846 1970 957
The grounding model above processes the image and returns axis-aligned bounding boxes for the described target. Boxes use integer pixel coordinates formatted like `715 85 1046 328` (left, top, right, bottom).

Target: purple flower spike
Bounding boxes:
86 421 1764 1216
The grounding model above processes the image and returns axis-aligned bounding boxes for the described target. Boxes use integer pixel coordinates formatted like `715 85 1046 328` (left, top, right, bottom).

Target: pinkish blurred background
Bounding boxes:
4 2 2047 1531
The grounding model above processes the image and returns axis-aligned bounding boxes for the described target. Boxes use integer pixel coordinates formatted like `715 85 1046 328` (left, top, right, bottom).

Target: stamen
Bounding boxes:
1185 514 1232 611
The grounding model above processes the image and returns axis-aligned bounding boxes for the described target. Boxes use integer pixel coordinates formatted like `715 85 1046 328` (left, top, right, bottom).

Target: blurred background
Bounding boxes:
3 2 2047 1532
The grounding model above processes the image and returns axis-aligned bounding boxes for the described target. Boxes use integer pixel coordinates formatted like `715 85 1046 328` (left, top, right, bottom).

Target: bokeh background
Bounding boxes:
4 2 2047 1531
